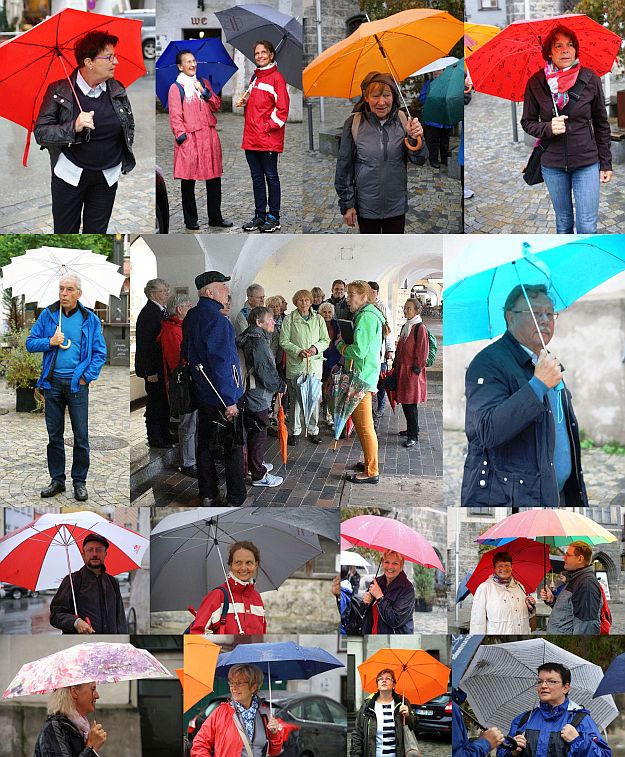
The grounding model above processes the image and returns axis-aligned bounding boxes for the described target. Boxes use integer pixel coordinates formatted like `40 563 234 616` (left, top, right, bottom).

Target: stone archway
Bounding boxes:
594 551 619 601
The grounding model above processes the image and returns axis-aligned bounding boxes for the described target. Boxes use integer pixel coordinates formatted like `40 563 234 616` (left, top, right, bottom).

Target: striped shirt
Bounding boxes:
374 701 396 757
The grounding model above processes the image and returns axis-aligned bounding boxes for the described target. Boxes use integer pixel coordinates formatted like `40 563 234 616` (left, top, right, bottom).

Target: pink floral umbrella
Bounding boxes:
3 642 173 698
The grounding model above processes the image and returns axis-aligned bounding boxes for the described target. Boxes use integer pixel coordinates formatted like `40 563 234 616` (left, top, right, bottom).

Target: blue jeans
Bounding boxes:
541 162 600 234
245 150 281 218
43 377 90 485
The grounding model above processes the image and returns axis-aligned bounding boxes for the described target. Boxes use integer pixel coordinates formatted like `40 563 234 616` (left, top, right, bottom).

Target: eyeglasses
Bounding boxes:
535 679 563 687
563 551 581 558
94 54 118 63
510 310 558 321
228 680 250 689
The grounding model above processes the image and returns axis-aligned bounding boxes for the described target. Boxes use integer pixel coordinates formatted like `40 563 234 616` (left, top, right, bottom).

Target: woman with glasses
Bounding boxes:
191 664 282 757
350 668 418 757
34 31 135 233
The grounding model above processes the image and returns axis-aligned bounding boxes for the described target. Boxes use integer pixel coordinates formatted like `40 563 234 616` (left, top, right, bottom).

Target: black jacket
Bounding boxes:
350 691 417 757
362 571 415 634
50 564 127 634
135 299 167 378
236 324 286 413
545 565 602 635
34 715 97 757
34 69 136 174
521 67 612 172
461 330 587 508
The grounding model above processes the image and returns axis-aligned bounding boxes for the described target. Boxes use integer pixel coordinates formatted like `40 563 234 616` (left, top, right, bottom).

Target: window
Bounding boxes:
479 0 499 7
304 698 329 723
325 699 347 726
585 507 618 526
468 507 494 516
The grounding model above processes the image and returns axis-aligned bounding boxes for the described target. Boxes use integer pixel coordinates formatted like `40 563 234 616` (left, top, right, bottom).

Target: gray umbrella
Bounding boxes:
215 3 303 89
275 507 339 542
459 638 618 733
150 507 322 613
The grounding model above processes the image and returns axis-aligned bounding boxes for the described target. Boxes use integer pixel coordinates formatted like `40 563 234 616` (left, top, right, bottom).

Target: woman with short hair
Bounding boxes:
362 549 415 635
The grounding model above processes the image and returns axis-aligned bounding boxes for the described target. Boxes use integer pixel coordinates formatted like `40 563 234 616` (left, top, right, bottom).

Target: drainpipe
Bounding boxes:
315 0 325 122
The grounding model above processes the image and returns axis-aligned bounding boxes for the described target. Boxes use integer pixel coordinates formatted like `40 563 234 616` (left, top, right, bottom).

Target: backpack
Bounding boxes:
599 583 612 634
184 587 229 634
351 109 409 143
237 347 257 391
416 322 437 367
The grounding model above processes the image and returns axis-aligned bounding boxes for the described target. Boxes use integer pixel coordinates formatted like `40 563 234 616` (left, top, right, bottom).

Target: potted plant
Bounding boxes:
0 330 42 412
413 564 435 612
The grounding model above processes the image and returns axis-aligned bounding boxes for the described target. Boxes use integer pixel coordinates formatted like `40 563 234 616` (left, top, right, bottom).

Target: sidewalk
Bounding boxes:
0 366 130 505
464 90 625 233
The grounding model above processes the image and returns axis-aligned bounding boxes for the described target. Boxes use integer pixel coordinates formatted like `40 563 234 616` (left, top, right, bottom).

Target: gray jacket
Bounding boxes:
335 105 427 219
546 565 601 635
236 325 285 413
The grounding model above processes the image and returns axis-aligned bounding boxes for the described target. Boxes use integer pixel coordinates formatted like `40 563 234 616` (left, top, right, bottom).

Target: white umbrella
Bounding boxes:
411 55 458 76
340 551 371 569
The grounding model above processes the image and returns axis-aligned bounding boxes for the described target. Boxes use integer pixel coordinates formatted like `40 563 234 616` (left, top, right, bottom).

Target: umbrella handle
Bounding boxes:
268 660 273 717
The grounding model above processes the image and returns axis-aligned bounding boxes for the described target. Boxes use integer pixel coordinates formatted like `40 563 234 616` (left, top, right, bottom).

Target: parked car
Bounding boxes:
156 166 169 234
119 9 156 59
187 691 347 757
0 583 38 600
413 691 452 739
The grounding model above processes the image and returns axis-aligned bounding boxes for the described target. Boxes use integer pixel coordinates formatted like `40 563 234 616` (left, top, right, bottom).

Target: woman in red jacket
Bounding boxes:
237 40 290 234
394 299 429 448
189 541 267 635
191 664 282 757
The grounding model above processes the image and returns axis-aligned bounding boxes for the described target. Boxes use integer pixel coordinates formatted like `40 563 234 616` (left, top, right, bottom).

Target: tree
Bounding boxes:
0 235 113 267
573 0 625 65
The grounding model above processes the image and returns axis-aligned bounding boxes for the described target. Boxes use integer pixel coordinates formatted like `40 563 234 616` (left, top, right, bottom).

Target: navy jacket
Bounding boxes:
361 571 415 634
183 296 244 408
461 330 587 508
453 702 491 757
135 298 167 378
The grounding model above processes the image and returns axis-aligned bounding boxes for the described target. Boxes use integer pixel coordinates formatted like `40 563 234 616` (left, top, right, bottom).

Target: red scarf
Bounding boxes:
372 602 380 633
544 60 581 110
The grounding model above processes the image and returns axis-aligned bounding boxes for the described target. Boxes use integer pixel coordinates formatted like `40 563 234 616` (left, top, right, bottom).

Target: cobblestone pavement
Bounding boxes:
0 71 155 234
444 428 625 507
348 730 451 756
156 107 303 234
0 366 130 505
303 99 462 234
464 90 625 234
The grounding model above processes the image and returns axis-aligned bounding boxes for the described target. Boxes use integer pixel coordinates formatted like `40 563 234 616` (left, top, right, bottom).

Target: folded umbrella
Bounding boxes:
455 571 473 603
296 359 322 436
594 654 625 698
466 538 551 596
3 642 172 698
459 638 618 733
359 648 450 705
182 636 220 712
276 395 288 466
422 57 465 126
156 38 238 109
330 366 370 448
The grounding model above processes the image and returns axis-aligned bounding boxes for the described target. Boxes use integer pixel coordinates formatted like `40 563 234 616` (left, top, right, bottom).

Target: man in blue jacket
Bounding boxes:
26 275 106 501
497 663 611 757
183 271 246 506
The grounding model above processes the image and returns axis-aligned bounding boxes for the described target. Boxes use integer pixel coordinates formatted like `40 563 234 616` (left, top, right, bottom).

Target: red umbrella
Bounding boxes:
466 14 621 102
0 9 146 164
466 538 552 596
380 366 397 412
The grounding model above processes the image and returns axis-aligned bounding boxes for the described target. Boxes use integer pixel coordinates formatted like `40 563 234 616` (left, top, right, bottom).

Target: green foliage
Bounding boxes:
573 0 625 65
579 430 625 454
0 330 42 389
413 563 436 599
0 235 113 267
361 0 463 22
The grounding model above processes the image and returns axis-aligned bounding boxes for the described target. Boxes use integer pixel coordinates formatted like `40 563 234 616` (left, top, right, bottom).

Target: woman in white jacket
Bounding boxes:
469 551 536 634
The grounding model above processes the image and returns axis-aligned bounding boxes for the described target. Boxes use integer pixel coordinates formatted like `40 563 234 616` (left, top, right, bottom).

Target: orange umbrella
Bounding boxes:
358 648 450 705
303 9 464 101
182 636 220 712
464 22 500 58
276 395 288 466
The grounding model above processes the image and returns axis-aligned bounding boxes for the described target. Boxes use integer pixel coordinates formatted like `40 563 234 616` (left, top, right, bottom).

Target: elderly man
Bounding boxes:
184 271 246 506
540 541 602 635
50 533 128 634
461 283 587 508
26 275 106 501
135 278 174 449
234 283 265 336
497 663 610 757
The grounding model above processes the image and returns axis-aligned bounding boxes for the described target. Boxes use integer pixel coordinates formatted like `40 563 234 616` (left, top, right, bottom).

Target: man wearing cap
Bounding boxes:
50 533 128 634
183 271 246 506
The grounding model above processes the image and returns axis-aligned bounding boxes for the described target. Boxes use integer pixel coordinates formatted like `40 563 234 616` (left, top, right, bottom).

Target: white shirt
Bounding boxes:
53 71 122 188
374 700 397 757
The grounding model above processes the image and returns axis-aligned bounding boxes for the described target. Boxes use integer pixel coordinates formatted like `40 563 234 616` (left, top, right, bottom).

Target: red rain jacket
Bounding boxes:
241 64 289 153
189 575 267 635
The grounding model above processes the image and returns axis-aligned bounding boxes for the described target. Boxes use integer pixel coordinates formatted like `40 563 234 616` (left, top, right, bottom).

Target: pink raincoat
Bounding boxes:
395 322 429 404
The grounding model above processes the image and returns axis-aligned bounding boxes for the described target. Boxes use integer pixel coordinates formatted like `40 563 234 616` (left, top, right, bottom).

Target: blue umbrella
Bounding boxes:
444 235 625 346
455 570 473 604
593 654 625 697
451 633 484 688
156 39 238 110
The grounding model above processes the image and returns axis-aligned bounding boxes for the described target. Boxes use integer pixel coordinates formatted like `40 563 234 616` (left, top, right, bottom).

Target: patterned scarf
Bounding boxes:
492 573 512 587
544 60 580 111
233 694 260 742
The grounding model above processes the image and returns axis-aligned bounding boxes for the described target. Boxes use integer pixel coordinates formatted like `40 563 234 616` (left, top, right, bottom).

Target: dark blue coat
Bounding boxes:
453 702 491 757
183 296 243 408
460 330 587 508
361 570 415 634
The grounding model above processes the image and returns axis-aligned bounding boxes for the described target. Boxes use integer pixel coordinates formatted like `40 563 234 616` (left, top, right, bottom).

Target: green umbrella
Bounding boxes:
422 58 464 126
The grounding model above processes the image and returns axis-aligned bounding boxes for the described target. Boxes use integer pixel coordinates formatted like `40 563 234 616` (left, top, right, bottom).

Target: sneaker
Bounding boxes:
403 439 417 448
464 187 475 199
242 215 265 232
259 214 281 233
263 463 274 473
252 473 284 487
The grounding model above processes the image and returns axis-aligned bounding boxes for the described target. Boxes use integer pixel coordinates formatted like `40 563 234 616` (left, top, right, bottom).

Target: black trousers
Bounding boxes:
51 169 117 233
424 125 451 164
144 377 171 445
197 405 247 505
245 408 269 481
357 214 406 234
181 177 223 226
402 403 420 441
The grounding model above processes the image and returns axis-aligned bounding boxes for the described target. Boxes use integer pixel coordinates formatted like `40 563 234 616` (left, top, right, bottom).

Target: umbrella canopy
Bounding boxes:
451 634 484 688
3 642 173 697
455 571 473 603
444 235 625 345
422 58 465 126
296 361 323 433
215 641 344 681
476 509 617 548
215 4 302 89
359 648 450 705
182 636 220 712
303 9 464 100
0 8 145 165
466 538 552 596
459 638 618 733
466 14 621 102
1 246 126 310
340 551 371 569
463 23 500 58
150 507 322 612
341 515 444 571
156 38 238 109
330 367 370 442
276 397 288 466
0 511 147 591
594 654 625 698
411 55 458 77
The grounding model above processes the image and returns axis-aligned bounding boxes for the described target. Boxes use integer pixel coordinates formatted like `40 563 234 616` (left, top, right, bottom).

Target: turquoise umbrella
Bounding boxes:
422 58 464 125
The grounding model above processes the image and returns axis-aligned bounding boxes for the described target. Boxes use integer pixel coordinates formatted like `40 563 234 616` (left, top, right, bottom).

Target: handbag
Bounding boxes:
403 722 422 757
522 141 546 185
168 362 194 416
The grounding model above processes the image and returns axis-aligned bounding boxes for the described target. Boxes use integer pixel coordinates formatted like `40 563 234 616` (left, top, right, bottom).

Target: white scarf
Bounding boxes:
228 570 255 586
400 314 422 340
68 712 91 742
176 71 201 100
